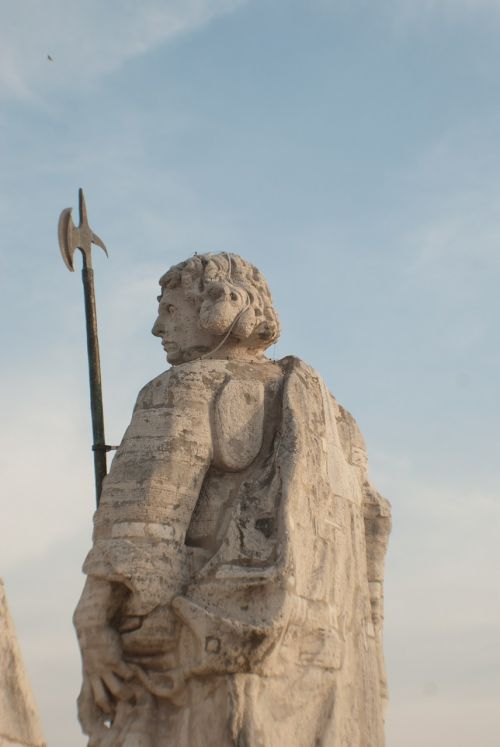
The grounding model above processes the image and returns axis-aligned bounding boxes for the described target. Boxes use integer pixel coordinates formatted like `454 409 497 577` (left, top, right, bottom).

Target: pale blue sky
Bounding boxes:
1 1 499 745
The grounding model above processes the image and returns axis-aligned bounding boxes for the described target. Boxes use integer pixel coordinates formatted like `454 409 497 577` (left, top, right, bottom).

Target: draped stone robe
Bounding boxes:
77 356 391 747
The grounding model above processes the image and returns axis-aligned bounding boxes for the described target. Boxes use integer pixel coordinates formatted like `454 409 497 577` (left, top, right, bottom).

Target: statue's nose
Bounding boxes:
152 317 163 337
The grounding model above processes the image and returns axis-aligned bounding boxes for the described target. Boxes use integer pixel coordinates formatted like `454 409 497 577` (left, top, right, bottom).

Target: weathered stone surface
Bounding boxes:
0 580 46 747
74 253 391 746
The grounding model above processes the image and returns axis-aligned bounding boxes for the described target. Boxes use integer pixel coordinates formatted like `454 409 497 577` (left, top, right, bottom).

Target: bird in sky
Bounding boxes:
47 54 54 62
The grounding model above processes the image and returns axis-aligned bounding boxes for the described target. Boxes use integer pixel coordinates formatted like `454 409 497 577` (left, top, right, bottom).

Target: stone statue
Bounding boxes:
0 580 46 747
74 253 391 747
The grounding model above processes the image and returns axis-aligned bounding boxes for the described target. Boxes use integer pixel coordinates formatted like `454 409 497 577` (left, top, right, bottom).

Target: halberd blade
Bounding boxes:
91 231 108 257
58 207 76 271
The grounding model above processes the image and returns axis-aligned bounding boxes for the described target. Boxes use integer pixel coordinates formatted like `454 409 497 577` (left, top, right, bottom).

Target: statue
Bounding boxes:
0 580 46 747
74 252 391 747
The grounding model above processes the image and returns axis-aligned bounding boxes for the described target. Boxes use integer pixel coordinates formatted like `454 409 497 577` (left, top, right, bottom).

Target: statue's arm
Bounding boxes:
74 366 218 721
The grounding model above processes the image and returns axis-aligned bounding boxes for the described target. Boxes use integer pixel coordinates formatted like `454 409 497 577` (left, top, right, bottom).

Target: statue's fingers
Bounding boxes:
90 675 113 715
103 671 133 701
78 676 100 732
114 661 134 681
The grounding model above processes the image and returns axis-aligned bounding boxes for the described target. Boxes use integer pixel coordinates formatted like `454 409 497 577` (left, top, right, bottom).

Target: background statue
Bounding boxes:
74 252 391 747
0 579 46 747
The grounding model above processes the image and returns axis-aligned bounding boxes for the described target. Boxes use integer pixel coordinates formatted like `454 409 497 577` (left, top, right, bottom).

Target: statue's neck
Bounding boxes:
178 343 268 365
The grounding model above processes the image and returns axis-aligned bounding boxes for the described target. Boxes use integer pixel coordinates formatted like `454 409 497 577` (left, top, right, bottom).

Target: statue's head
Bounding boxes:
152 252 280 365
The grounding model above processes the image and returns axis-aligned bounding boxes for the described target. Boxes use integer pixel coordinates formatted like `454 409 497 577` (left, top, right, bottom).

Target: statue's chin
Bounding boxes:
166 351 181 365
167 346 212 365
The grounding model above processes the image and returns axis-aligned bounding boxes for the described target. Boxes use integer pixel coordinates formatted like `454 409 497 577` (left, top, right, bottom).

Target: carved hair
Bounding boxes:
159 253 280 351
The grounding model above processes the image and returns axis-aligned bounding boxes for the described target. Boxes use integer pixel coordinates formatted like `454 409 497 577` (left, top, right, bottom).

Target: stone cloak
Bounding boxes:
79 357 390 747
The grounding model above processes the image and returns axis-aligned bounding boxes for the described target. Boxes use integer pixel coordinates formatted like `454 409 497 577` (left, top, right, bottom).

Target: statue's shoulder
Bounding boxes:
136 361 227 395
279 355 327 388
278 356 368 465
280 356 356 418
135 369 173 403
143 369 173 388
134 361 235 413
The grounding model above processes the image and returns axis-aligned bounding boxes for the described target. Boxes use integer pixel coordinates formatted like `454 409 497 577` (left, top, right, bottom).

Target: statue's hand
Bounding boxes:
79 625 134 718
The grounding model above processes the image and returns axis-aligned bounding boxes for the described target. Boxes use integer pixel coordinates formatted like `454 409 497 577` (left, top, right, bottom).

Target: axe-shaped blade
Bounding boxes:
58 188 108 271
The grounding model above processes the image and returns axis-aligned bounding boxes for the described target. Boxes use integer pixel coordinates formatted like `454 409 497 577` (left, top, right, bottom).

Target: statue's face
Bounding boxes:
152 286 214 365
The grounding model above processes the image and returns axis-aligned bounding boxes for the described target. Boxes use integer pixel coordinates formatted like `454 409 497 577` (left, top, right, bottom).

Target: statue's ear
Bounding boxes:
232 306 256 339
199 296 241 335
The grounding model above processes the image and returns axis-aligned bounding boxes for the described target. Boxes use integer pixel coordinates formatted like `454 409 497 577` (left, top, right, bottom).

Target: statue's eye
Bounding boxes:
230 292 238 301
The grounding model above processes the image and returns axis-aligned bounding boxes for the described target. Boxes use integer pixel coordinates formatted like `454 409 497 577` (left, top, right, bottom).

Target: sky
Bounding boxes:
1 0 499 744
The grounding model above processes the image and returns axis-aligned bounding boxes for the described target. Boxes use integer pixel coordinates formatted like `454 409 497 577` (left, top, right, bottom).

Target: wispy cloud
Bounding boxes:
0 0 246 101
